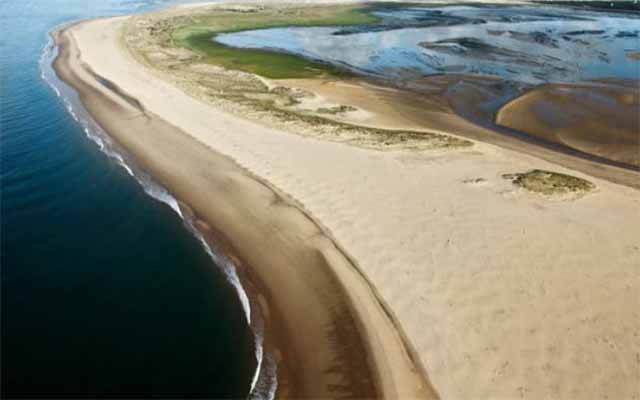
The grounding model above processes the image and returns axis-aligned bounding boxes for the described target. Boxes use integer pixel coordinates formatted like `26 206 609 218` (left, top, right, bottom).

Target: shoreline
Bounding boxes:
41 23 272 396
278 75 640 189
51 20 437 399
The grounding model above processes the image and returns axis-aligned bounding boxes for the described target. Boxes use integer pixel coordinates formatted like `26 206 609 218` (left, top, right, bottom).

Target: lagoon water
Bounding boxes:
216 4 640 84
1 0 258 397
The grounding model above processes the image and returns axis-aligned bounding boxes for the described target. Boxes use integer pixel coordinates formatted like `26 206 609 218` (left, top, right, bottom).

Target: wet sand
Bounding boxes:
53 7 640 400
496 81 640 168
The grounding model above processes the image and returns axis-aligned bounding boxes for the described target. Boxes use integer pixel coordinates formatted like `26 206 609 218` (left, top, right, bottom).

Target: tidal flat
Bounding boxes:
128 2 639 187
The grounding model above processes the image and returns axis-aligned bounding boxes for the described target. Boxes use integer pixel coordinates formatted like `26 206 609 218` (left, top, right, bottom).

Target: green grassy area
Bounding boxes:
503 169 595 195
168 5 380 79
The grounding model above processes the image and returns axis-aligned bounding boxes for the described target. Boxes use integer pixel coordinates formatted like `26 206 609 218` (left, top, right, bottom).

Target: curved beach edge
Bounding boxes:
50 18 439 400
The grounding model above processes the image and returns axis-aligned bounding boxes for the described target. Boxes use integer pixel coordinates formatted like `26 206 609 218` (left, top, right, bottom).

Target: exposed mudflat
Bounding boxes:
216 3 640 84
496 80 640 168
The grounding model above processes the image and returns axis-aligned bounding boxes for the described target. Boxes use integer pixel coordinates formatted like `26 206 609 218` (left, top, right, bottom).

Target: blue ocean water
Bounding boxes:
1 0 259 397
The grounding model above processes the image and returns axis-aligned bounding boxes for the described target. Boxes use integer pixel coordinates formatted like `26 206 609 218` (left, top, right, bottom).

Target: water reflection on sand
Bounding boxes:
216 4 639 84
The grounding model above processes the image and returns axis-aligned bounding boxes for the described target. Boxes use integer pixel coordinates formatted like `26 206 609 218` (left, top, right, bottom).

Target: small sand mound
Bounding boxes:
502 169 595 195
626 50 640 60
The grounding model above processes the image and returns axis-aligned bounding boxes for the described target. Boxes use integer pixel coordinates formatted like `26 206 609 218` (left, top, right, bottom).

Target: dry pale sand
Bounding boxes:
58 11 639 400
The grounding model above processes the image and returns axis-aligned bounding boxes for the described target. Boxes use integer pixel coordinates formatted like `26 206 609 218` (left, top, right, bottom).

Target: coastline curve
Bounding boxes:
51 17 439 400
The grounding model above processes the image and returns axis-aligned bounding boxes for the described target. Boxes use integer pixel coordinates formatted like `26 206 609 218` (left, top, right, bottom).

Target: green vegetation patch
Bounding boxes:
168 5 380 79
503 169 595 195
316 105 358 114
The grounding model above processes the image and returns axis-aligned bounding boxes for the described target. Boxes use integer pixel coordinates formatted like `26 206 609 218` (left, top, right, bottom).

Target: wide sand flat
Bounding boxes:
65 13 639 400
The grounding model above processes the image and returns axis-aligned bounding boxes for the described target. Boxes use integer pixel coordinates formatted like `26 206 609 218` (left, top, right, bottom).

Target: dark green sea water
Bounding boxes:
0 0 259 397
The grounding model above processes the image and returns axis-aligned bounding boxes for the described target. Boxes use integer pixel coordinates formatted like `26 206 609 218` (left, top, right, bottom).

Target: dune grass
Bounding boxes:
503 169 595 195
129 4 473 151
168 5 380 79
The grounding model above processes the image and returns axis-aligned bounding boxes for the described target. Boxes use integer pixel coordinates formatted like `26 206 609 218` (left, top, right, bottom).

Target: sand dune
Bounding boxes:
56 9 640 400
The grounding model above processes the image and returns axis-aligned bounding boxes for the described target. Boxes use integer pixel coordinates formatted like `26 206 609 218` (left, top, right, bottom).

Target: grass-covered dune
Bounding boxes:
168 5 380 78
124 3 473 152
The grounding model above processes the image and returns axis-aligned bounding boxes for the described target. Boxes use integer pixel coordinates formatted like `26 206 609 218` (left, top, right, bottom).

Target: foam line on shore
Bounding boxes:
41 28 275 400
50 17 443 399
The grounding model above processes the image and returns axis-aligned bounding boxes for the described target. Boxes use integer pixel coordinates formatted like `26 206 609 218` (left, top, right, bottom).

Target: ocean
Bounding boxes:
1 0 260 397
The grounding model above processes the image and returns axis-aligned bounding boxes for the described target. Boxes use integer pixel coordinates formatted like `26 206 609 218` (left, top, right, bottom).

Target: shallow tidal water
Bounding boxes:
1 0 259 397
216 4 640 84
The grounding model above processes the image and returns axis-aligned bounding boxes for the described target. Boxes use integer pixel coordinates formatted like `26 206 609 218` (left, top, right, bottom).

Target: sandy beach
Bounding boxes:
53 4 640 400
52 18 435 400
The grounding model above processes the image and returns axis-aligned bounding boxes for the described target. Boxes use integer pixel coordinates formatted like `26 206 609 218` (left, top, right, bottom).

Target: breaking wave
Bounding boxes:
40 30 276 400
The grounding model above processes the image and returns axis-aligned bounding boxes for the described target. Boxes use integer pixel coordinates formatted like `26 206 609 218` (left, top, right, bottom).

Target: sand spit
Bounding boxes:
54 6 640 400
52 19 436 400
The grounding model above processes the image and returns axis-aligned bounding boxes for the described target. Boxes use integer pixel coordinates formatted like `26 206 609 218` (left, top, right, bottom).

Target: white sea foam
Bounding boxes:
251 334 264 393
